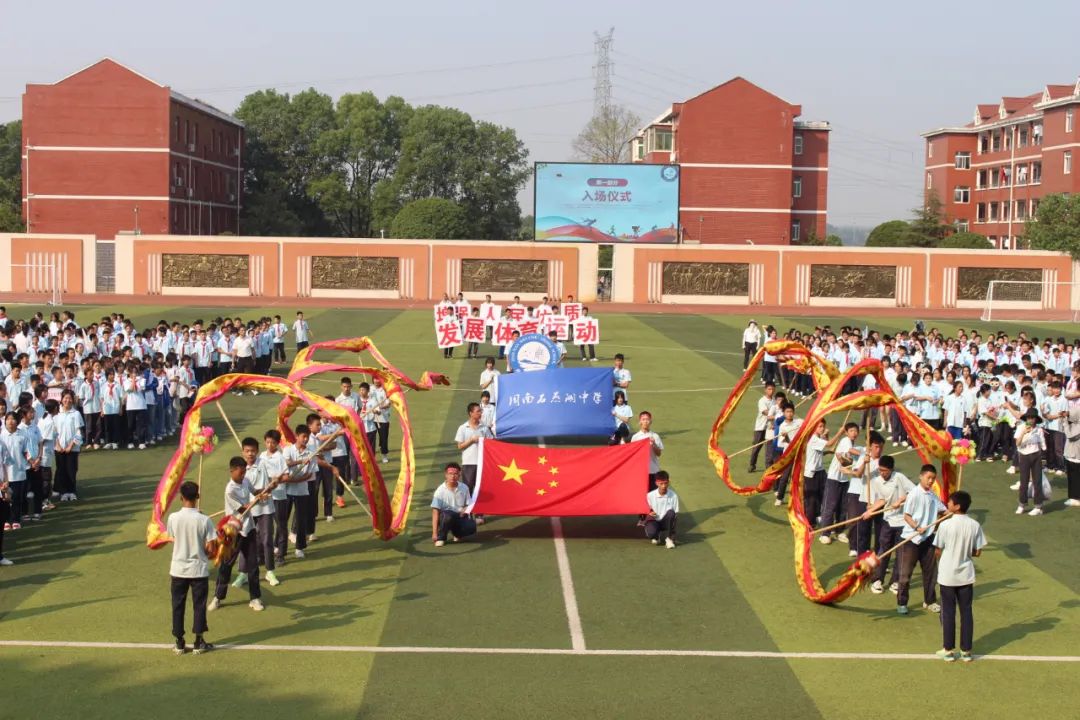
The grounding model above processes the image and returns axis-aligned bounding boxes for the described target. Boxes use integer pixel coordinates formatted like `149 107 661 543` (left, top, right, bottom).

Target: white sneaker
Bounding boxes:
818 534 832 545
325 516 335 523
1006 466 1017 474
1015 505 1025 515
249 598 265 611
265 571 280 586
1028 507 1043 516
288 533 297 544
381 456 389 464
890 582 899 594
251 390 259 396
1065 499 1080 507
295 549 305 558
207 597 220 612
1009 481 1021 491
138 444 146 450
0 558 13 566
923 602 941 613
836 532 849 543
870 580 884 594
650 538 658 545
434 540 445 547
665 537 676 549
127 443 135 449
308 534 318 542
892 442 899 448
848 550 857 557
774 498 783 506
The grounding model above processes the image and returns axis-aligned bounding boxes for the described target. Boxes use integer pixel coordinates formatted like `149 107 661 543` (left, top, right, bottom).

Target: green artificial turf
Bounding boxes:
1 304 1078 719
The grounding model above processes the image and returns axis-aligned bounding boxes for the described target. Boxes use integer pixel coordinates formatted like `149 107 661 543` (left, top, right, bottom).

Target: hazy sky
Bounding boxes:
3 0 1078 228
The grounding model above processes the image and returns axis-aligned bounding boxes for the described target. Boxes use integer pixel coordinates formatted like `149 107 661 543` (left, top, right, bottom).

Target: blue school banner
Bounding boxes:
495 367 613 438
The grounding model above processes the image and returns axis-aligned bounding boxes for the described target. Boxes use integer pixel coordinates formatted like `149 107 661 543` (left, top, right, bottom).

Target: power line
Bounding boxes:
475 97 595 118
407 76 591 103
180 51 593 97
610 50 713 89
612 57 702 94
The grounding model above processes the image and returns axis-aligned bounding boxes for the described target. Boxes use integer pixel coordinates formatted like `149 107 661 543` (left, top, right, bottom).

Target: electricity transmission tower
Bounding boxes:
592 27 614 117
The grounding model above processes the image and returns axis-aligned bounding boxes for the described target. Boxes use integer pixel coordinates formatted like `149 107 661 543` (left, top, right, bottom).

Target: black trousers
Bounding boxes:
874 525 903 584
891 408 909 444
579 343 596 360
817 478 846 531
7 482 27 524
845 494 870 554
54 451 79 496
170 576 209 639
0 499 8 558
1017 451 1044 506
743 342 758 369
332 456 349 496
644 509 677 541
375 422 390 455
195 366 211 386
83 412 102 446
215 532 260 601
940 584 974 652
1045 430 1065 471
762 361 778 385
296 341 309 352
435 510 477 541
103 414 123 445
748 429 766 470
897 536 938 607
126 408 146 445
274 499 292 558
461 464 478 495
254 512 275 571
316 466 335 517
1068 460 1080 500
273 342 286 362
802 470 825 525
285 495 310 549
27 468 45 515
774 463 793 501
610 423 631 445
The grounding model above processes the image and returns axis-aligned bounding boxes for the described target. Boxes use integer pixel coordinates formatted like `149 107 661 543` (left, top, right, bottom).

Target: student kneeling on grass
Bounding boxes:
645 470 679 549
431 462 476 547
167 481 217 655
933 490 986 663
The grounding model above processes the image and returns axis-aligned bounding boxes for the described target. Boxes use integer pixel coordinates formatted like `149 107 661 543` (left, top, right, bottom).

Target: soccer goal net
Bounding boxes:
10 263 63 306
980 280 1080 322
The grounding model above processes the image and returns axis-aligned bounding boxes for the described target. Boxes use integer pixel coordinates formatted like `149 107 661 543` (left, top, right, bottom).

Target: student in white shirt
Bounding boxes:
748 381 776 473
802 420 828 525
260 430 290 585
335 377 361 486
818 421 859 544
208 456 264 613
369 376 392 464
1014 410 1047 515
612 353 631 399
742 320 762 369
645 471 679 548
430 462 476 547
933 490 986 662
271 315 288 364
610 391 633 445
282 424 314 558
292 311 311 351
1041 381 1068 473
861 455 913 593
455 402 493 499
53 390 84 502
479 357 501 406
897 464 947 615
166 481 218 655
773 402 803 506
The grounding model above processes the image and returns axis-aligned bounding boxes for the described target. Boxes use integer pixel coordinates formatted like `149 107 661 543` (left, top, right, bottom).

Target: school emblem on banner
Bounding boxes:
508 333 560 372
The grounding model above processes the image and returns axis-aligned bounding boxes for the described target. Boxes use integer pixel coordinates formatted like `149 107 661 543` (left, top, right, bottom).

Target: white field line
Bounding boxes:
0 640 1076 663
538 436 586 652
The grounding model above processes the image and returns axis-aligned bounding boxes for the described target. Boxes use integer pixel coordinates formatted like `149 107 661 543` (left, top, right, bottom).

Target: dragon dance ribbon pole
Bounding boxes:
215 400 245 451
709 342 956 605
868 512 954 565
811 506 885 537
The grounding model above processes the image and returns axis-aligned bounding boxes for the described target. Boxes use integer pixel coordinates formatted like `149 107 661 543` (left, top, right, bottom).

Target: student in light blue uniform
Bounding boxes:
896 464 947 616
645 470 679 548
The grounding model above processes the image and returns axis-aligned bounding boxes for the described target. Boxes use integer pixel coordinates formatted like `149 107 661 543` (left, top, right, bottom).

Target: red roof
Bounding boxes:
1046 84 1074 100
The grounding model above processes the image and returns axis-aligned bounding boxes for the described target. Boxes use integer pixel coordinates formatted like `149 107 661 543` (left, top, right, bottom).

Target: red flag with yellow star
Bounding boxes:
469 438 651 516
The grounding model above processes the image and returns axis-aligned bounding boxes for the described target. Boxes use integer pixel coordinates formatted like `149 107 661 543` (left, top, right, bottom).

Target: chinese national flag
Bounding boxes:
470 439 650 516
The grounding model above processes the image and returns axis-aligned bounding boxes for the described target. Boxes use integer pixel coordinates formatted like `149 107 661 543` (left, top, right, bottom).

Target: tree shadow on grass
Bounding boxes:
0 595 128 623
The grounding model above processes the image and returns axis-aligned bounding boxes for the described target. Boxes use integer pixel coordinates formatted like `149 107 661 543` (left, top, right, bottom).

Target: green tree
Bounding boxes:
572 105 641 163
517 215 535 240
390 198 468 239
904 190 950 248
1025 194 1080 259
235 89 335 236
308 92 412 237
865 220 910 247
797 231 842 246
939 231 992 249
0 120 23 232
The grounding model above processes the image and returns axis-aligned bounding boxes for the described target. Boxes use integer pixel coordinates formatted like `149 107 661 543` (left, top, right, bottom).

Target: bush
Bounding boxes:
390 198 469 240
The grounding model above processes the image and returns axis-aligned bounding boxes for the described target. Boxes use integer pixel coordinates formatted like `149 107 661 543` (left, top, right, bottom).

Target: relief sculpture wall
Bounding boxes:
311 256 398 290
162 253 248 288
810 264 896 298
662 262 749 296
461 259 547 293
957 267 1042 301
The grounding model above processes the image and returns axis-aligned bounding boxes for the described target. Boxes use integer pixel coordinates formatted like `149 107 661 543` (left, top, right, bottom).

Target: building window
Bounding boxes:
992 133 1001 152
927 142 933 159
1015 200 1027 220
174 116 180 142
954 219 969 233
1015 165 1028 185
194 123 199 147
793 176 802 198
1066 151 1073 175
794 134 804 155
184 119 190 145
791 220 801 242
978 134 988 154
1002 202 1011 221
977 169 988 189
1067 109 1074 133
976 203 986 222
953 186 970 204
1018 127 1028 147
989 202 999 221
1032 161 1042 184
1033 124 1043 145
927 173 932 190
1032 198 1040 217
954 152 970 170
